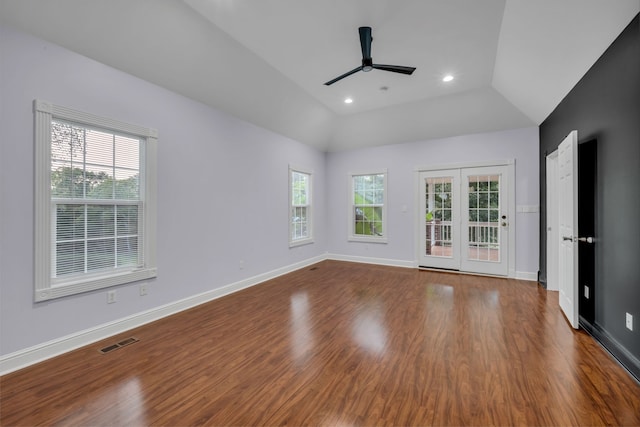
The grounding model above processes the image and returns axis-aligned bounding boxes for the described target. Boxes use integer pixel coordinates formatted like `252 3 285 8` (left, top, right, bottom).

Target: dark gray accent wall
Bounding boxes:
539 14 639 379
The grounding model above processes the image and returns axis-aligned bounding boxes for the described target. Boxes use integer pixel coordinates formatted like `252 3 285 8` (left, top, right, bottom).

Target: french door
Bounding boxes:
418 164 511 276
419 170 460 270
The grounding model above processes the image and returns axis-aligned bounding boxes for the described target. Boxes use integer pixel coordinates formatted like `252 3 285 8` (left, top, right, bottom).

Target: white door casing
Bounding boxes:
546 150 559 291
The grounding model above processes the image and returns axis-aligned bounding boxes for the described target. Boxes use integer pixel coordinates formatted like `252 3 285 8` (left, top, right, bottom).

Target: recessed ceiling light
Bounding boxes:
344 97 353 104
443 75 454 82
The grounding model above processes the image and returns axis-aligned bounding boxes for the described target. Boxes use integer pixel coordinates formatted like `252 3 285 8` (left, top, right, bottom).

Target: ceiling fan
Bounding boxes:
324 26 416 86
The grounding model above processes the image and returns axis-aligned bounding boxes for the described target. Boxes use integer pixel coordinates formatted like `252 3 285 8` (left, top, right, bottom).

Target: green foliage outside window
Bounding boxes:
353 174 384 237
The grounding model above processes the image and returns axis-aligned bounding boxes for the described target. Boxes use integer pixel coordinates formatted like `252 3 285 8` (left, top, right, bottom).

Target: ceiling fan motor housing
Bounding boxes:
362 57 373 72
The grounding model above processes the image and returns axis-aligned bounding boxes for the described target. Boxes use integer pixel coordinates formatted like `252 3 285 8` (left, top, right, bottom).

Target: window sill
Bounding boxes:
348 236 388 244
36 267 157 302
289 238 315 248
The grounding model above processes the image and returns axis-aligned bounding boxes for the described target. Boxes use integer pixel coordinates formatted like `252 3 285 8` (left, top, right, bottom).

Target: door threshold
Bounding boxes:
418 266 508 279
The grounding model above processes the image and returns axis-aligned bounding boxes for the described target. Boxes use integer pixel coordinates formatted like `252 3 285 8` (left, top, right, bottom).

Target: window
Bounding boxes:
350 170 387 243
289 167 313 246
34 100 157 301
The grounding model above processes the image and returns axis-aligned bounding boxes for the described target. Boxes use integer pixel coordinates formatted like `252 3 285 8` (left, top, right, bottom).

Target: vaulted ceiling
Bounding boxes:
1 0 638 151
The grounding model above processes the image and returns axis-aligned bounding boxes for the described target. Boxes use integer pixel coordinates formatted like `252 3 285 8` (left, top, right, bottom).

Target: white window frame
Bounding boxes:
349 169 388 243
34 100 157 302
289 166 313 247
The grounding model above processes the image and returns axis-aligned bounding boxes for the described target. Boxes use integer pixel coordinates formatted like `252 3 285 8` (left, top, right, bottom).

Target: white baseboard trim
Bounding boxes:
0 255 326 376
327 253 416 269
327 254 538 281
1 254 538 375
515 271 538 281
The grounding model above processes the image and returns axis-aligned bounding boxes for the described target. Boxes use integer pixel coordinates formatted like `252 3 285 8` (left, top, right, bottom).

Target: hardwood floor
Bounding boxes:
2 260 639 426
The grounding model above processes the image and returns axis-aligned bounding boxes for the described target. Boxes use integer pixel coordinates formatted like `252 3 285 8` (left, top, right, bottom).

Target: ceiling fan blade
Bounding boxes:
324 66 362 86
323 27 415 86
372 64 416 75
359 27 372 59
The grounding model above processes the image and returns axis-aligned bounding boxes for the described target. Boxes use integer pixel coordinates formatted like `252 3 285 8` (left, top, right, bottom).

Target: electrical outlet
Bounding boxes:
239 260 245 270
626 313 633 331
140 284 148 296
584 285 589 299
107 290 117 304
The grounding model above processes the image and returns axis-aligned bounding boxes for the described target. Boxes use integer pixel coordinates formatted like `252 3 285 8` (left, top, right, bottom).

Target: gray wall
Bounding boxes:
0 23 540 364
0 25 327 356
326 128 540 276
539 15 640 378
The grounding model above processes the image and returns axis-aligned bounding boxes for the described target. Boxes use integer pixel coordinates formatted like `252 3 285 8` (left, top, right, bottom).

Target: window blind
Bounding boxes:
291 170 310 241
51 120 143 279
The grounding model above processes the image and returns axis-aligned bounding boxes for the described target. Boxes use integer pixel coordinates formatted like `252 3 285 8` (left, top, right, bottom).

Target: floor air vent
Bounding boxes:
99 337 139 354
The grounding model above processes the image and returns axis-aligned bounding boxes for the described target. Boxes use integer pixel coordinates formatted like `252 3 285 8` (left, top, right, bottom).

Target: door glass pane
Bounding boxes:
425 177 453 257
467 175 500 262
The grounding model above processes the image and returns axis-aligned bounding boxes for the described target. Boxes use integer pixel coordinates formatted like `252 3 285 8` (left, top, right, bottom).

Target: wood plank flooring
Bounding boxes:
2 260 639 426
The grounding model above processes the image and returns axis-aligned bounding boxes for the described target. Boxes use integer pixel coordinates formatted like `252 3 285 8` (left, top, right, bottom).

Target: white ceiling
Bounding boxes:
1 0 638 151
185 0 506 116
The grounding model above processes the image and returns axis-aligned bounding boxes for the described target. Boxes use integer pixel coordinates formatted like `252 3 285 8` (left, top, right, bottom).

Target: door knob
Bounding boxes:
562 236 595 243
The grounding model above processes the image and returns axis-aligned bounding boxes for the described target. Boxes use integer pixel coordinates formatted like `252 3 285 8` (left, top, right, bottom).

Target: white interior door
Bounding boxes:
418 170 460 270
460 166 509 276
558 131 579 329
